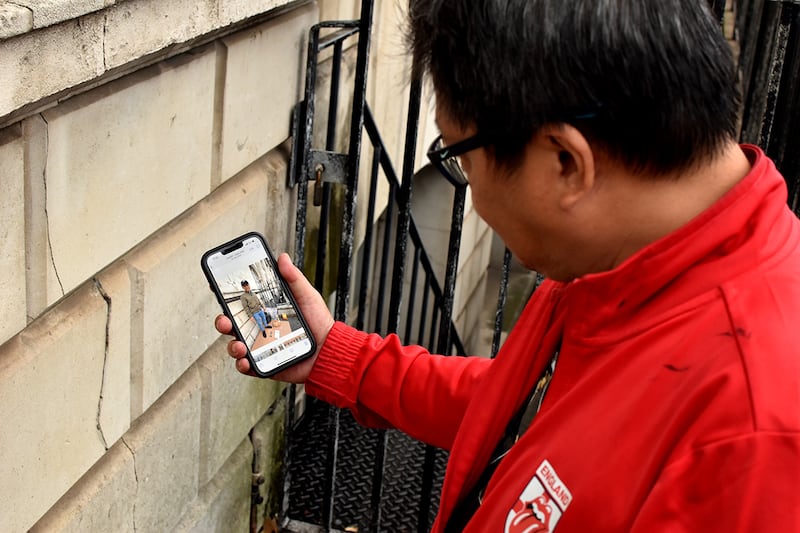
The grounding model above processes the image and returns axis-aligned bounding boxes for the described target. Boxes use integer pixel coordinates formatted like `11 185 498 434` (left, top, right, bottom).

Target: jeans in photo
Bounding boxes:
253 310 269 331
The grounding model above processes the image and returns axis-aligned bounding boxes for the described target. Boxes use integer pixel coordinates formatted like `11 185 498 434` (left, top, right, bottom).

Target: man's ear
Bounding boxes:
537 124 596 210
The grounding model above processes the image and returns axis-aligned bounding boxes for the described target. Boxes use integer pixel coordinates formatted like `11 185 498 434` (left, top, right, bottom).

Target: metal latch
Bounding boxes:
313 164 325 206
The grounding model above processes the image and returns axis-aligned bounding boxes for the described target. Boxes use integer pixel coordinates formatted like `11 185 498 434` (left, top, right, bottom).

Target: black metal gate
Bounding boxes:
280 2 514 531
275 1 800 531
736 0 800 212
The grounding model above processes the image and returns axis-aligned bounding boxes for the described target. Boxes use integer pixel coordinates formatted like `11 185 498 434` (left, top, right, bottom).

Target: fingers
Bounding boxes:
226 337 246 358
226 337 260 377
216 315 242 359
216 315 253 374
215 314 233 335
235 354 255 376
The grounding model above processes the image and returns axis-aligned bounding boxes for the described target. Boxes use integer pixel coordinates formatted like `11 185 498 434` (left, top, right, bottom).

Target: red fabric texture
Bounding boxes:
306 145 800 532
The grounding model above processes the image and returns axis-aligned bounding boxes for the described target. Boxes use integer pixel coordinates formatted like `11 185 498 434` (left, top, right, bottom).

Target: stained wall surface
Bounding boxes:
0 0 491 530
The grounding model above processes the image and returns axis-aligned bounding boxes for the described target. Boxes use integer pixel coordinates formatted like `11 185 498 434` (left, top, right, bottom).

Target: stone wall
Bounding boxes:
0 0 493 530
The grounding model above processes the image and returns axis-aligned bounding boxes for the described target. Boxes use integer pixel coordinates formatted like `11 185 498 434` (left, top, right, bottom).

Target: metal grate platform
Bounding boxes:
288 400 448 532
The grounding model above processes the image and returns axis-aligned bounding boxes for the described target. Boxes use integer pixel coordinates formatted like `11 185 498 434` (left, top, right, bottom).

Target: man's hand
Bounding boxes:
215 253 335 383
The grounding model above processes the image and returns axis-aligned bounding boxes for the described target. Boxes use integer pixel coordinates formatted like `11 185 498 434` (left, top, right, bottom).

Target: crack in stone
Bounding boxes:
94 277 111 450
102 12 108 71
40 114 65 296
122 436 139 532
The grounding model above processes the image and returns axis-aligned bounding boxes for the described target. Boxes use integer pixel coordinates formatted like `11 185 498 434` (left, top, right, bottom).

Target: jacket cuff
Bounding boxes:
305 321 368 407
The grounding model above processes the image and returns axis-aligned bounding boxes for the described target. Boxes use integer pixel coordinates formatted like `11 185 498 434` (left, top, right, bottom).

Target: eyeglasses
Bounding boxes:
426 108 600 186
427 133 488 187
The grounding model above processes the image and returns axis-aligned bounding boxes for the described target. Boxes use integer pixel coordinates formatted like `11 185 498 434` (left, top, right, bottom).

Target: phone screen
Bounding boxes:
202 233 315 377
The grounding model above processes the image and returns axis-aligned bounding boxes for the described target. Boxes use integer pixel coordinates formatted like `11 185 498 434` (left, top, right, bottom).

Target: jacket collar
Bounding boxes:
556 145 792 343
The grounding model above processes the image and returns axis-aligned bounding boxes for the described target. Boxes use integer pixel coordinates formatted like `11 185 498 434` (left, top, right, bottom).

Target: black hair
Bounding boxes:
409 0 741 176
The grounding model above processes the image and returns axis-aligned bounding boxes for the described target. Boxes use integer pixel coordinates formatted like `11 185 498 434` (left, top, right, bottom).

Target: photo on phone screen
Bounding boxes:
201 233 315 377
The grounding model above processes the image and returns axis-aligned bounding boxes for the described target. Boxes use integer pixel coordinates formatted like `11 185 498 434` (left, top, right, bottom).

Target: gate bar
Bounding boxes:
325 0 375 530
314 40 344 291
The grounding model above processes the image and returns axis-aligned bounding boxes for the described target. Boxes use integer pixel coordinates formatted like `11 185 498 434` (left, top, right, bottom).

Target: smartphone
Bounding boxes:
201 232 316 377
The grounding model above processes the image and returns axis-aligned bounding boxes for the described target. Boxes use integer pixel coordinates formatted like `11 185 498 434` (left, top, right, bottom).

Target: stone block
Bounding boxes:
319 0 359 21
453 223 492 320
0 3 33 39
41 49 216 304
220 4 317 181
252 396 287 522
369 0 414 161
453 227 492 315
30 442 137 532
312 46 357 155
458 270 489 355
457 206 490 274
0 125 26 345
127 148 294 416
103 0 218 69
197 337 282 485
0 15 104 118
22 114 62 319
174 436 252 533
477 225 494 278
122 366 203 532
409 165 466 283
464 185 476 215
414 85 439 173
15 0 106 29
219 0 293 26
95 262 133 446
0 283 109 533
258 146 299 254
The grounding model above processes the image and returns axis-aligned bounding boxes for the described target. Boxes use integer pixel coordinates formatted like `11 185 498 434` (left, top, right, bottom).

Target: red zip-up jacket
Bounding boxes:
306 145 800 532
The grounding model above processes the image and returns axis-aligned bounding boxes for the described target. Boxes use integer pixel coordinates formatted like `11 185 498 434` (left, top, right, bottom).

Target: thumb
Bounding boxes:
277 253 334 348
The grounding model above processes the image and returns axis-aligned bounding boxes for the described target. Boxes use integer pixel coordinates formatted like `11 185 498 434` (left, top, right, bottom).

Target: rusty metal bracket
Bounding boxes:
309 150 349 184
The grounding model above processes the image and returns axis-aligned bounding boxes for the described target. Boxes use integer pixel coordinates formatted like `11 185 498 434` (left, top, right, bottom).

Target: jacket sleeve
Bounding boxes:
631 432 800 531
305 322 492 450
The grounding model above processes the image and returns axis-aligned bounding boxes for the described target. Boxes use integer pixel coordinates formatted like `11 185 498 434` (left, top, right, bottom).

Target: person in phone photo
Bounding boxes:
239 280 271 339
214 0 800 530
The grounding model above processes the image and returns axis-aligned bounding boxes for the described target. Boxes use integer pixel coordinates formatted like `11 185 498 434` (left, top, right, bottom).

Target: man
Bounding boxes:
217 0 800 530
239 280 271 339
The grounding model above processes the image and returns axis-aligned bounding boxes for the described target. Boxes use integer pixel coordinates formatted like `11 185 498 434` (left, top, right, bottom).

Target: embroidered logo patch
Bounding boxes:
504 460 572 533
